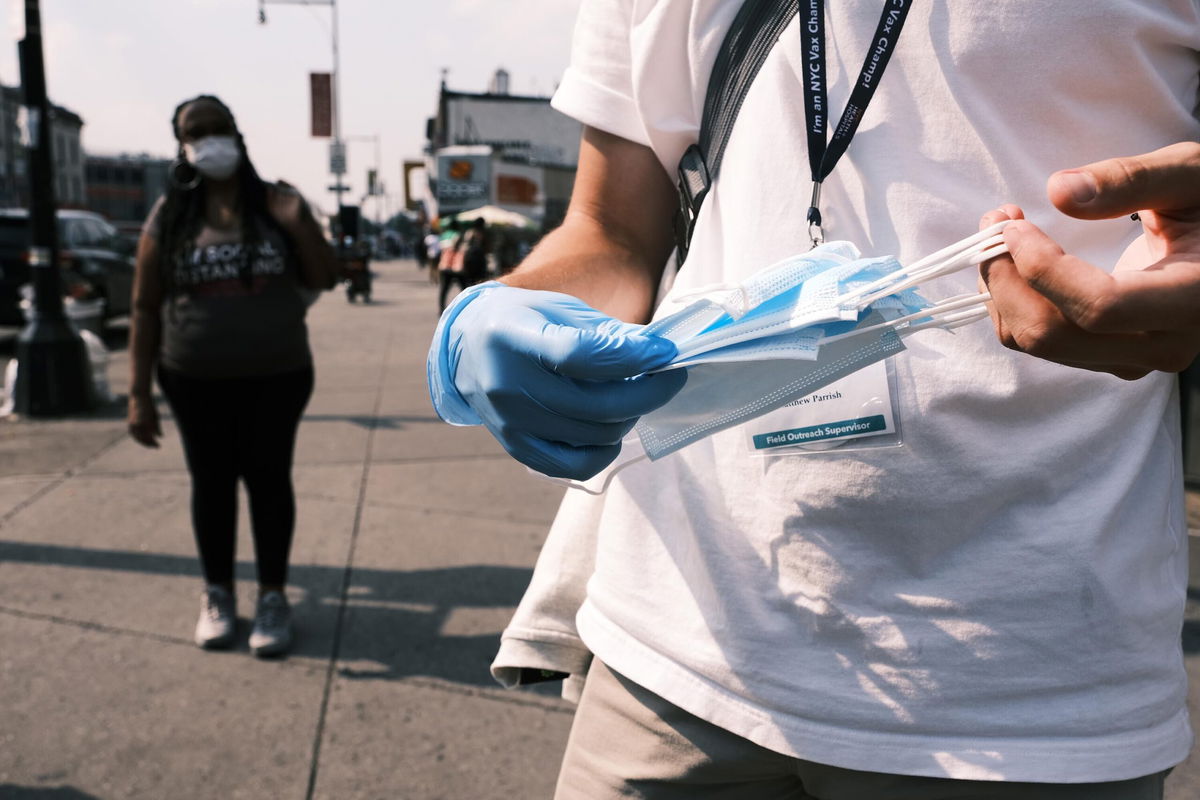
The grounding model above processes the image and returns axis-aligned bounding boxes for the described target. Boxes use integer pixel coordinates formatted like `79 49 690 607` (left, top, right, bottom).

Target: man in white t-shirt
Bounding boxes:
429 1 1200 797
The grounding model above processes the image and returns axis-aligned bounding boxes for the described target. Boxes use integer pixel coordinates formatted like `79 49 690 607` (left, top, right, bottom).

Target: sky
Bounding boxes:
0 0 583 217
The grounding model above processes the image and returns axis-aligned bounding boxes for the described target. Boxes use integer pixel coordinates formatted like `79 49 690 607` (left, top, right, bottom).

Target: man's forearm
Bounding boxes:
499 212 668 324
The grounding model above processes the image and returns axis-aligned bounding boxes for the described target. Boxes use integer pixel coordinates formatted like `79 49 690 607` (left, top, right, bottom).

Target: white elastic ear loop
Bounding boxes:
879 238 1009 302
849 233 1006 308
901 304 993 336
836 220 1011 308
822 292 991 344
526 437 651 496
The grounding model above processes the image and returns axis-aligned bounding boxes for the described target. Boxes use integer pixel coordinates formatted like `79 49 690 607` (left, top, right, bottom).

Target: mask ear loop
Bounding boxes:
821 292 992 344
835 221 1010 309
527 438 652 495
530 455 652 494
848 233 1006 309
901 305 993 335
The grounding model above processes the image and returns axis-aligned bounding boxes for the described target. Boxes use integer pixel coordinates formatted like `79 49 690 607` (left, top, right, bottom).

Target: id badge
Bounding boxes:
743 359 902 456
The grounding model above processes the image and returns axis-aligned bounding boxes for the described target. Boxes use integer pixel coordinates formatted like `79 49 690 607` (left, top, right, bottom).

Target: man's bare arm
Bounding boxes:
501 126 678 323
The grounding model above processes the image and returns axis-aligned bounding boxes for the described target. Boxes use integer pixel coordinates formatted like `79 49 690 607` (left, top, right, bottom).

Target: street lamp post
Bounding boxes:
257 0 344 244
345 133 382 238
11 0 93 416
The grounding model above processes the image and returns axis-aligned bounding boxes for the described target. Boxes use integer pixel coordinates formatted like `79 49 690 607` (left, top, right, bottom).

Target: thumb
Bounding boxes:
1047 142 1200 220
537 323 678 380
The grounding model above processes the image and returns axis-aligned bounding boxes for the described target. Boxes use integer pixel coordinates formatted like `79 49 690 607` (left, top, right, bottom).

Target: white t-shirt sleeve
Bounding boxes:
552 0 650 147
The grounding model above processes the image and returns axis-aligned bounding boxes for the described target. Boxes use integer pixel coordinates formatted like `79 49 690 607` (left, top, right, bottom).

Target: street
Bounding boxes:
0 260 573 799
1 259 1200 798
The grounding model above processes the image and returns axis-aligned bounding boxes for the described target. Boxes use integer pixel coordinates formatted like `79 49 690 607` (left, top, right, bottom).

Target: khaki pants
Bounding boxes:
555 660 1169 800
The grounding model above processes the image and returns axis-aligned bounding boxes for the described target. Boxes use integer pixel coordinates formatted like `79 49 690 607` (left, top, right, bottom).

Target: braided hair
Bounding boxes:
156 94 290 299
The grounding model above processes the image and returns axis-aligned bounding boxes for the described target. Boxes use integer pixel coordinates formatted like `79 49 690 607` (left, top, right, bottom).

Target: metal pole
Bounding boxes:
374 134 382 240
12 0 92 416
259 0 343 250
331 0 344 252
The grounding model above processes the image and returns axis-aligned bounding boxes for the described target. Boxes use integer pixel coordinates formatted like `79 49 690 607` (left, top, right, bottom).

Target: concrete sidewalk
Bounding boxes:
0 260 573 799
1 259 1199 798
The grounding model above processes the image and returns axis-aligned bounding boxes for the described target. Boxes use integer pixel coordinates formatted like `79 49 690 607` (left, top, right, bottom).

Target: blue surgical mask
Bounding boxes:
542 221 1014 492
636 314 906 460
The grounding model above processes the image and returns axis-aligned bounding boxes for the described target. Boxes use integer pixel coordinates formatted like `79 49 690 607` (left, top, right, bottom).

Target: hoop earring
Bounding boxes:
169 158 200 190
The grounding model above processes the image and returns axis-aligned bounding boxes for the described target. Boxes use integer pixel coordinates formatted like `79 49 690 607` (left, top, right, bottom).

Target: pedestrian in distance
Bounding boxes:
461 216 491 286
126 94 338 657
423 226 442 285
429 1 1200 797
414 227 428 271
437 217 470 312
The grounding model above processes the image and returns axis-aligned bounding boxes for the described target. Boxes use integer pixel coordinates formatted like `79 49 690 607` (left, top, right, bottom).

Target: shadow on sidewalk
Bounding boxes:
0 540 532 688
0 786 101 799
300 413 440 430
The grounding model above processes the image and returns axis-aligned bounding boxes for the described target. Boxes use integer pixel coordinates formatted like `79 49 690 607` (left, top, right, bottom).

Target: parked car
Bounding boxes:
0 208 136 327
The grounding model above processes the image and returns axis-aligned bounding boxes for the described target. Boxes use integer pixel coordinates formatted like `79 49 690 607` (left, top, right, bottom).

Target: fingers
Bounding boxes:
481 364 686 430
536 323 678 379
979 206 1023 229
540 369 688 422
488 390 638 446
128 424 160 448
978 209 1200 375
1048 141 1200 221
1004 220 1200 333
497 429 622 481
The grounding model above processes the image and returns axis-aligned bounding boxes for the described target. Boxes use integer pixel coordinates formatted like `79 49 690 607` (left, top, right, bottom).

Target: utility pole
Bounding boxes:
12 0 92 416
346 133 381 239
258 0 344 248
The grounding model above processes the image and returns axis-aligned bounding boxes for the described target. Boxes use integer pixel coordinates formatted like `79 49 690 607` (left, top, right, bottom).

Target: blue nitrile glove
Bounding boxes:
428 281 687 480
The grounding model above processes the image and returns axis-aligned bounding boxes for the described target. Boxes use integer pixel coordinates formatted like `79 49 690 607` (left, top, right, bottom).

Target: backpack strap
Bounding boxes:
674 0 800 266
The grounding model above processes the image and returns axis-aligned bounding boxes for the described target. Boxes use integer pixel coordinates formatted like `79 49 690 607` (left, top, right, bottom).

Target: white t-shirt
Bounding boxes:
550 0 1198 783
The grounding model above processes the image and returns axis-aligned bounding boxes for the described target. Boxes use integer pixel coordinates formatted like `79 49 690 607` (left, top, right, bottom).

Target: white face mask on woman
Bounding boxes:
184 135 241 181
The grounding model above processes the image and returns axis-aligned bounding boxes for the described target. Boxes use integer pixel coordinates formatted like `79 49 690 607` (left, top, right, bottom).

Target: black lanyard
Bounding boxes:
802 0 912 246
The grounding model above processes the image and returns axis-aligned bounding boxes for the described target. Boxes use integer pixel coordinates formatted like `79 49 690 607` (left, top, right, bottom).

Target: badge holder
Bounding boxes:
743 355 904 457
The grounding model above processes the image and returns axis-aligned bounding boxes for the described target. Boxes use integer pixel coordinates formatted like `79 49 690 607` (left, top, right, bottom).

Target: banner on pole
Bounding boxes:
310 72 332 138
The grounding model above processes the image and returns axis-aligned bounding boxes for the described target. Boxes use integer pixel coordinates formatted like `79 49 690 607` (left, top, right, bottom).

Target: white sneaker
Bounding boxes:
249 591 293 657
195 584 237 649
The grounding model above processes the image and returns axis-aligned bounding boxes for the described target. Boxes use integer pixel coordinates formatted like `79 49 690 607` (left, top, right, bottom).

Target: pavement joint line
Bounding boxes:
358 499 559 528
0 603 329 676
305 314 397 800
0 603 194 649
0 429 128 530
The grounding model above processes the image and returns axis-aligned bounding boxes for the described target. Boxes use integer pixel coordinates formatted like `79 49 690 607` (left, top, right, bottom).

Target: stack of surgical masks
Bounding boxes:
548 222 1011 493
629 221 1010 462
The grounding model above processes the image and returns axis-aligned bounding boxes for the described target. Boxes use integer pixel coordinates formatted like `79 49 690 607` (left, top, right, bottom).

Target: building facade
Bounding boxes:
84 154 170 229
422 71 581 229
0 85 86 209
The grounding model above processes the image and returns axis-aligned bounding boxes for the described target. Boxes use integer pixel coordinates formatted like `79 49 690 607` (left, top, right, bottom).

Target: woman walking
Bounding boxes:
126 95 338 656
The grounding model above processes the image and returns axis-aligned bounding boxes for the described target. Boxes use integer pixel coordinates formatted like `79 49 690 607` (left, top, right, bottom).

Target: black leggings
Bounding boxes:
158 365 314 587
438 269 470 312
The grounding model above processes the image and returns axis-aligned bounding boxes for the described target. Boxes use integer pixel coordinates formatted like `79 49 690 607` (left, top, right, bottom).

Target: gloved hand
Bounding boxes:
428 282 687 480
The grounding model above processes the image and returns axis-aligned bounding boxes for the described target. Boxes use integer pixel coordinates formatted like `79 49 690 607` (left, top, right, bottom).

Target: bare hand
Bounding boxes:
266 181 308 235
127 394 162 448
979 141 1200 380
